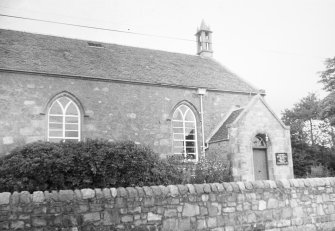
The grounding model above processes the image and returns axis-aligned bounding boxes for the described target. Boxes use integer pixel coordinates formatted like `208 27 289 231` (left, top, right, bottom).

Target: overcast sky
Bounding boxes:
1 0 335 116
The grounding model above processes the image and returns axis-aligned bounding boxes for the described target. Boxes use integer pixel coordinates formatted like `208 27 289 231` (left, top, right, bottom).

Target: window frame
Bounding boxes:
172 104 198 161
47 96 81 142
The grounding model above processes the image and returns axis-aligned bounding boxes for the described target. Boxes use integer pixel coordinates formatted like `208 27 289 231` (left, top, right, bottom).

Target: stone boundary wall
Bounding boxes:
1 178 335 230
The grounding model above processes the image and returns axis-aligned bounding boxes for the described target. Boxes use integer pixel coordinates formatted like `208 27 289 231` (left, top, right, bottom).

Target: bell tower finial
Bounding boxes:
195 20 213 58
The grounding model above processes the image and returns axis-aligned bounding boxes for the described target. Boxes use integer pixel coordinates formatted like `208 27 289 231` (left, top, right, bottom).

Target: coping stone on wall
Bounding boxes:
315 177 326 186
251 180 264 189
81 188 95 199
302 179 312 187
323 178 331 186
135 187 145 197
203 184 211 193
32 191 44 203
116 187 127 197
59 190 74 201
158 185 170 196
276 179 291 188
94 188 103 199
288 179 300 188
11 192 20 205
167 185 179 197
177 185 188 195
194 184 205 194
312 178 323 187
244 181 253 190
0 192 11 205
236 182 246 191
311 178 320 187
267 180 277 189
110 188 117 197
186 184 196 194
209 183 218 192
102 188 112 198
214 183 225 192
44 191 54 201
20 191 32 204
74 189 82 200
222 182 233 192
150 186 162 196
262 180 271 189
230 182 240 192
297 179 306 188
126 187 138 198
306 178 316 187
329 177 335 185
142 186 153 197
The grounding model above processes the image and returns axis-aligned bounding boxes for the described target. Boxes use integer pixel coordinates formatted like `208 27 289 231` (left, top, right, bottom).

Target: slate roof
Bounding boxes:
208 108 244 143
0 29 258 93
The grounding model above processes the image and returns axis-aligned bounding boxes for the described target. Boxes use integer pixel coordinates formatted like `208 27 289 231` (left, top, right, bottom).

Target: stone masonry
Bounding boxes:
0 72 253 157
1 178 335 230
229 96 293 181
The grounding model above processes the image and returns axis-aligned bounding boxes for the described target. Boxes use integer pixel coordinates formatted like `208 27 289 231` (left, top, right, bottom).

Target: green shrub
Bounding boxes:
167 155 232 184
191 156 232 183
0 140 183 192
308 163 334 178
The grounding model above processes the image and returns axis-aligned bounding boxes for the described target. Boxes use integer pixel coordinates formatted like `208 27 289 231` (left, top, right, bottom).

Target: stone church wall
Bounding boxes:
1 178 335 230
229 99 293 182
206 140 230 161
0 71 253 156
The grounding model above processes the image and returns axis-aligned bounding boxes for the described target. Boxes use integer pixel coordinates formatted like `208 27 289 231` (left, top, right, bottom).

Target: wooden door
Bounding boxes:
253 149 268 180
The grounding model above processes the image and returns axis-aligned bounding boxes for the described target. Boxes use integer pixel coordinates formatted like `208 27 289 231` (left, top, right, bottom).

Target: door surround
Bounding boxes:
252 134 269 180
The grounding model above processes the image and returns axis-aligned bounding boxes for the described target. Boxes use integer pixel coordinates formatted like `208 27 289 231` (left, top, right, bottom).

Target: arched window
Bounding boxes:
253 134 268 148
172 105 198 160
48 96 81 142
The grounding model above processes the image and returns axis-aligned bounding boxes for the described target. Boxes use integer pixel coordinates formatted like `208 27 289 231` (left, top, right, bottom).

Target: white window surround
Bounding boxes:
47 96 81 142
172 105 198 161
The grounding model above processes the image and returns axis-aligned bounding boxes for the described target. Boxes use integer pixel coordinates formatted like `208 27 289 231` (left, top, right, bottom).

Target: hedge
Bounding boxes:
0 140 183 192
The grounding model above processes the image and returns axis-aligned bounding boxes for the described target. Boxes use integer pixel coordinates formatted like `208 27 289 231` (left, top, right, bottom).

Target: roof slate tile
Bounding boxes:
0 29 257 93
209 108 244 143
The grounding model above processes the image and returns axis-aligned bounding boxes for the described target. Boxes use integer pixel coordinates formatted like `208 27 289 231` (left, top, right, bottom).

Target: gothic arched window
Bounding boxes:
48 96 81 142
253 134 268 148
172 105 198 160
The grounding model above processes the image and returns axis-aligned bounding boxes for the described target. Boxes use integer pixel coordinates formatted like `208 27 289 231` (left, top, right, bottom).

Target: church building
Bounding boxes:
0 21 294 181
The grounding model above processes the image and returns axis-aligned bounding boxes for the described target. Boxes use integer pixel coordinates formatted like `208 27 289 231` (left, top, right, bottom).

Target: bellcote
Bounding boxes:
195 20 213 58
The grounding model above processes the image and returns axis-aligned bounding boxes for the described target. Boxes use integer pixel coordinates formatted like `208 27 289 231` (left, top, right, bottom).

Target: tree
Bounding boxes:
282 108 306 145
319 57 335 126
283 93 320 145
320 92 335 126
319 57 335 92
281 93 335 177
281 56 335 177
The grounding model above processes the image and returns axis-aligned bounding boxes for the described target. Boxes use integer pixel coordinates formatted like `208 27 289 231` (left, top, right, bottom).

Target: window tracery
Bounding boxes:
172 105 198 160
48 96 80 142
